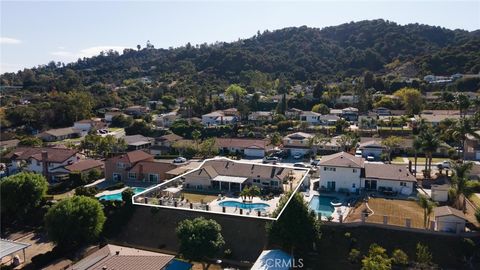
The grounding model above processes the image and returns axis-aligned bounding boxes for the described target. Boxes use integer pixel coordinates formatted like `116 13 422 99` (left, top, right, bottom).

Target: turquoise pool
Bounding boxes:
219 201 269 211
308 195 339 217
99 187 146 201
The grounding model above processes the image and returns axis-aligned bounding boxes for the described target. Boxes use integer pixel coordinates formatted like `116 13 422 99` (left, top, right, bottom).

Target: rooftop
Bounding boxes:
365 163 416 182
319 152 364 168
434 206 466 219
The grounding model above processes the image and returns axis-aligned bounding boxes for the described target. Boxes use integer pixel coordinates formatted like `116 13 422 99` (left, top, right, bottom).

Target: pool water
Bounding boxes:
99 187 146 201
219 201 269 211
308 195 339 217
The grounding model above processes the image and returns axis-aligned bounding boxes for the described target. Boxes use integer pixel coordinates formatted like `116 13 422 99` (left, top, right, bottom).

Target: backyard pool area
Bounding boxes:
308 195 339 217
219 201 269 211
99 187 147 201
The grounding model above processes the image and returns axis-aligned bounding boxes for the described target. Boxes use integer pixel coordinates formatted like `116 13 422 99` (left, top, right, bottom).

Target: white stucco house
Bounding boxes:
318 152 417 195
300 111 322 125
201 109 239 126
282 132 313 157
357 140 385 160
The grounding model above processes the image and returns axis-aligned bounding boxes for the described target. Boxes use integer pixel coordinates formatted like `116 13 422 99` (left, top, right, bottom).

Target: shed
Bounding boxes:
434 206 466 233
431 184 450 202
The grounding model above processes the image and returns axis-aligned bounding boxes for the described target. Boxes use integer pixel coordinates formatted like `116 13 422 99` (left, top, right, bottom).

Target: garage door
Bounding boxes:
244 148 265 157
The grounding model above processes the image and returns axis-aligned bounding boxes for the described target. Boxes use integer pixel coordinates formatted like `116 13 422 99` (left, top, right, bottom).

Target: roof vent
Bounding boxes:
116 251 120 255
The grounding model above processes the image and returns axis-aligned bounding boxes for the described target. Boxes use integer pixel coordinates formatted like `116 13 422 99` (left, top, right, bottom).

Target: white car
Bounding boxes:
355 150 362 158
441 160 451 169
173 157 187 163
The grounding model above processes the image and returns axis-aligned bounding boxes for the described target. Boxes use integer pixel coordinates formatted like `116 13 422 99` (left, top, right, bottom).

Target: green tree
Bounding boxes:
381 136 403 163
450 118 480 161
192 129 202 149
419 129 441 178
198 138 218 158
412 136 423 176
45 196 106 248
225 84 247 106
122 188 135 206
176 217 225 270
111 114 133 128
269 132 282 146
311 103 330 114
394 87 423 115
1 172 48 221
361 244 392 270
450 162 474 211
336 134 358 152
266 192 321 255
415 243 433 268
18 137 43 147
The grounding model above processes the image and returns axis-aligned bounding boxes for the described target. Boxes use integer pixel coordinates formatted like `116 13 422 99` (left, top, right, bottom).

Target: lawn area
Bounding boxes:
392 157 448 164
365 198 430 229
468 193 480 208
181 192 218 203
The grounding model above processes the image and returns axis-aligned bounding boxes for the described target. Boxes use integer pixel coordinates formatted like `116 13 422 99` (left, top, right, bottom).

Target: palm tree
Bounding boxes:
419 129 441 178
451 162 474 211
412 136 423 176
418 194 435 229
308 134 329 158
450 118 480 161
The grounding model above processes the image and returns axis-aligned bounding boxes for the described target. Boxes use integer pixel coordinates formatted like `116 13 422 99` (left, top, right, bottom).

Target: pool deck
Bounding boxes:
209 196 281 217
304 179 352 222
95 187 129 198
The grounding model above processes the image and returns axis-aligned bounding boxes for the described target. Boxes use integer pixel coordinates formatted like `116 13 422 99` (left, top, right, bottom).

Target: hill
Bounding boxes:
1 19 479 93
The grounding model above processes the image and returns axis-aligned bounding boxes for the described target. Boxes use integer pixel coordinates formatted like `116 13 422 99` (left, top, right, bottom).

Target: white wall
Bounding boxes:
73 122 92 132
435 216 465 233
431 188 449 202
319 166 362 192
363 178 414 195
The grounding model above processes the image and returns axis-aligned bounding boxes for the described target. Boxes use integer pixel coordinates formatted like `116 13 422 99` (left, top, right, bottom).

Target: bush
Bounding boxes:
87 169 102 182
392 249 409 266
75 186 99 197
348 249 361 263
105 182 125 191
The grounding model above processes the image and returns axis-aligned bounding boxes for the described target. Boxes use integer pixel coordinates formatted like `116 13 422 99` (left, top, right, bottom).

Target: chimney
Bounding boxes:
138 164 143 181
41 151 48 179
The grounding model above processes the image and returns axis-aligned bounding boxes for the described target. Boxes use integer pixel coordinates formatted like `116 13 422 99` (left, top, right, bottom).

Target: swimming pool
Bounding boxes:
219 201 269 211
308 195 339 217
99 187 146 201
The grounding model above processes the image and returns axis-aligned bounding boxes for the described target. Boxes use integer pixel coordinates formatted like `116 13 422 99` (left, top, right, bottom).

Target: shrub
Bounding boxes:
74 186 98 197
416 243 433 266
392 249 409 266
348 248 361 263
105 182 125 191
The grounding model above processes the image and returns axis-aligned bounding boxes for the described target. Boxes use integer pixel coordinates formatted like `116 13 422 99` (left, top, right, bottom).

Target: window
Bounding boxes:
400 182 407 187
36 160 40 166
324 167 336 171
253 179 260 183
117 162 126 169
149 174 159 182
353 169 357 173
270 180 279 187
352 183 356 188
128 172 136 180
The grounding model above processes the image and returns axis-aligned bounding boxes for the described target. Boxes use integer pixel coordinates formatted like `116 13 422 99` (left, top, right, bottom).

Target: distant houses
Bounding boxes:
201 108 240 126
38 127 80 142
215 138 273 157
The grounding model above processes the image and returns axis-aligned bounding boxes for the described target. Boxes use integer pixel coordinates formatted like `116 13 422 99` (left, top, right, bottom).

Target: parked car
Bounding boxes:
293 153 303 159
173 157 187 163
293 162 308 168
270 150 288 159
263 156 279 164
355 149 362 157
441 160 451 169
366 155 375 161
311 159 321 166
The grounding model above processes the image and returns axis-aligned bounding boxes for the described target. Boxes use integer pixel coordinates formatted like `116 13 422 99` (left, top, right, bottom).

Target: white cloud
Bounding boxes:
0 37 22 45
50 45 129 62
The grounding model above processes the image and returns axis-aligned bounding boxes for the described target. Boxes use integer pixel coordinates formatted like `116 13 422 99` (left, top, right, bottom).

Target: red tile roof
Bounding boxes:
5 147 78 163
65 159 104 172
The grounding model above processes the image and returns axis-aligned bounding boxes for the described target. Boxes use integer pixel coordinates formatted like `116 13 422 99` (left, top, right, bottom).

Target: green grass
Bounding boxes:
468 194 480 208
392 157 449 164
107 127 124 132
378 126 412 131
181 192 218 203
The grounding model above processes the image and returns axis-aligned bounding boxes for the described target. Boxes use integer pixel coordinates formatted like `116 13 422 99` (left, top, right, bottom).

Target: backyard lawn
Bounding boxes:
392 157 449 164
181 192 218 203
350 198 430 229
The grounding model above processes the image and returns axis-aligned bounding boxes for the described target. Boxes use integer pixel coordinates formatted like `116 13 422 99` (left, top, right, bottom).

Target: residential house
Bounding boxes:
154 111 179 128
357 140 385 160
433 206 466 233
124 135 154 151
0 139 20 151
415 110 463 126
282 132 313 156
358 115 378 130
150 133 185 156
38 127 80 142
104 111 125 122
318 152 364 192
318 152 417 195
285 108 303 120
318 114 341 126
5 147 82 181
215 138 273 157
373 107 392 116
201 109 239 126
73 118 106 135
300 111 321 125
363 163 416 195
105 150 178 183
341 107 359 122
465 131 480 161
125 105 150 116
68 244 191 270
336 95 359 105
183 158 297 192
248 111 274 123
431 184 450 202
64 159 104 174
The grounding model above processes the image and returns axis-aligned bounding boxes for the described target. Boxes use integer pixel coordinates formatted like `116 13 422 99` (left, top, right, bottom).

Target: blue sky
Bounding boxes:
1 1 479 73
